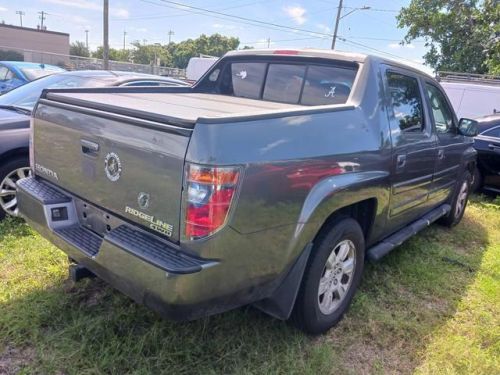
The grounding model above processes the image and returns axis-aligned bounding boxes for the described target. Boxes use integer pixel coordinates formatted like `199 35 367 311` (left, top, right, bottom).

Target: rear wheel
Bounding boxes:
438 171 471 228
291 218 365 334
0 157 31 220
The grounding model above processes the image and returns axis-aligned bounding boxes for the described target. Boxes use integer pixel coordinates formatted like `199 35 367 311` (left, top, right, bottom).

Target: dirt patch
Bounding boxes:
341 340 415 375
0 344 36 375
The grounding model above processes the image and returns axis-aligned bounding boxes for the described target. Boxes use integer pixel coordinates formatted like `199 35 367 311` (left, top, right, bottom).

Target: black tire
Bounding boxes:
438 170 472 228
291 218 365 335
0 156 30 220
470 166 482 193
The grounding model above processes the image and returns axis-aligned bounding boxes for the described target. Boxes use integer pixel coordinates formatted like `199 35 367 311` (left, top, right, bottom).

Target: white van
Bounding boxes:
439 72 500 119
186 56 218 82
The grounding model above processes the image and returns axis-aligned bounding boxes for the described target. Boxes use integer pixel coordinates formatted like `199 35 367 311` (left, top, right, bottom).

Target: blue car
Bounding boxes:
0 61 65 94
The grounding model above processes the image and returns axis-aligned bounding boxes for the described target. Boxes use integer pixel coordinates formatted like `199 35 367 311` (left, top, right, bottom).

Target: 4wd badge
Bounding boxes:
104 152 122 182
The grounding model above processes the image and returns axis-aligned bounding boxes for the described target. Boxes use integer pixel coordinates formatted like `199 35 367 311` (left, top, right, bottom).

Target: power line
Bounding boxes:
140 0 333 38
135 0 419 65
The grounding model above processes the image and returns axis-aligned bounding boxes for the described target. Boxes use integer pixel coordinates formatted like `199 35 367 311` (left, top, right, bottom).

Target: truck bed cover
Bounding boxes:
44 91 302 125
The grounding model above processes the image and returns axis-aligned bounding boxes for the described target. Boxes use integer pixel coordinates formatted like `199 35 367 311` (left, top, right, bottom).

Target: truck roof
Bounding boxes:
227 48 433 79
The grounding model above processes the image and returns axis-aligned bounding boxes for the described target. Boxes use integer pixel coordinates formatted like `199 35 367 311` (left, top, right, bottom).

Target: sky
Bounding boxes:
0 0 432 73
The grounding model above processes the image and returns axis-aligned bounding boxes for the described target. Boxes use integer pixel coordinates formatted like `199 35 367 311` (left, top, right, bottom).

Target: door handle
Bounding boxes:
396 154 406 169
489 144 500 153
81 139 99 157
438 149 445 160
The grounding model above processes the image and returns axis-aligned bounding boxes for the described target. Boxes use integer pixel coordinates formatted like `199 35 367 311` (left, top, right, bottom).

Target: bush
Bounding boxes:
0 49 24 61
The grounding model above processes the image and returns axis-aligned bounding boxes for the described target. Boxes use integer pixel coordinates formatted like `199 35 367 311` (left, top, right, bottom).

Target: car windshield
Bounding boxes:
0 74 110 111
21 66 65 80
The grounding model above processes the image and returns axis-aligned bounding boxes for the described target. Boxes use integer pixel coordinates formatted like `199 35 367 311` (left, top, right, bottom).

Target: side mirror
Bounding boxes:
458 118 479 137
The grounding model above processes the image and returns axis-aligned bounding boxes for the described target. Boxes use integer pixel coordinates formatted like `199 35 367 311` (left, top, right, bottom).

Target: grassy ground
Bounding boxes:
0 196 498 375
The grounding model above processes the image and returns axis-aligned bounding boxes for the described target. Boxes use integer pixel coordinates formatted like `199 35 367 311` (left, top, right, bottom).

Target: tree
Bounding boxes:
130 42 172 66
166 33 240 68
92 47 131 62
397 0 500 74
70 41 90 57
0 49 23 61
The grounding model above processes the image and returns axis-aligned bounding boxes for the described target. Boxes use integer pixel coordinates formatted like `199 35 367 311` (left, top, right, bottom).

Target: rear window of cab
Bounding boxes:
205 60 358 106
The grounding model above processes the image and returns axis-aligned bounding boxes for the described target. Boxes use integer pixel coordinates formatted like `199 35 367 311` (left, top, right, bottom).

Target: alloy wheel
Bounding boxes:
318 239 356 315
0 167 31 217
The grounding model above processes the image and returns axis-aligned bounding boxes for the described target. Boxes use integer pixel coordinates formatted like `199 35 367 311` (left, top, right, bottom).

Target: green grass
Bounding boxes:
0 196 499 374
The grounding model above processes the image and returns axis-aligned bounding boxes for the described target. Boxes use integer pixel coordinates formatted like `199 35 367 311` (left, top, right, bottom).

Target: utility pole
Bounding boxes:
331 0 343 50
103 0 109 70
168 30 174 44
38 11 47 29
16 10 25 27
85 29 89 50
123 30 127 50
266 37 271 48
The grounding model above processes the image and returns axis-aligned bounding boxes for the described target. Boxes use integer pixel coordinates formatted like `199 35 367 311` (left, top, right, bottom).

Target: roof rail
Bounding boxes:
437 71 500 86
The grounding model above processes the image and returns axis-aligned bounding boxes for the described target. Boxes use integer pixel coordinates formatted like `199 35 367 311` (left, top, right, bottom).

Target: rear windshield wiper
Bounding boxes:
0 105 32 115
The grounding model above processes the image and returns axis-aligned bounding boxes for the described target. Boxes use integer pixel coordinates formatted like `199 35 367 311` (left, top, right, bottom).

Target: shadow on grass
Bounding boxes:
0 203 493 374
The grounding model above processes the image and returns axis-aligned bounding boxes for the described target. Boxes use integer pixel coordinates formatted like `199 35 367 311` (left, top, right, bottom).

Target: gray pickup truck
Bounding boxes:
18 49 478 334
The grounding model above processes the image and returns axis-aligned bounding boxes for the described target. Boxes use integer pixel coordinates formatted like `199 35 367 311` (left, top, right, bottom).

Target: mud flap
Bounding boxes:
252 242 312 320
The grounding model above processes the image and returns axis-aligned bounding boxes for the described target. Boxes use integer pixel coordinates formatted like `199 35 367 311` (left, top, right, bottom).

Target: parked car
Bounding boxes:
471 114 500 194
0 70 189 219
18 49 478 334
0 61 65 94
439 71 500 119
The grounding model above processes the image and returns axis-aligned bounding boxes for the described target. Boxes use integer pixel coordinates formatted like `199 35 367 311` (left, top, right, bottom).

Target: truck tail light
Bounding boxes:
184 164 240 240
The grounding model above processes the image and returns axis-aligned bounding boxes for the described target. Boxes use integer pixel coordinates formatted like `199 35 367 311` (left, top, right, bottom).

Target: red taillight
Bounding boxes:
184 164 240 240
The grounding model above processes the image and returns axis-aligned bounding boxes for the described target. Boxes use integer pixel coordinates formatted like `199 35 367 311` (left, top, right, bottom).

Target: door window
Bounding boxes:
0 66 8 80
482 126 500 138
386 72 425 133
425 83 455 133
5 69 15 80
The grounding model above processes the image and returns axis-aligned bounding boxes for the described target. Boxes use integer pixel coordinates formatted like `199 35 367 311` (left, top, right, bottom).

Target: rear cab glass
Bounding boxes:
197 57 358 106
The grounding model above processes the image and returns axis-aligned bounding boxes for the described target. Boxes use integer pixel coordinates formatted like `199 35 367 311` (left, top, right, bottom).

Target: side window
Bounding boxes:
0 66 8 80
263 64 306 104
5 69 15 80
483 126 500 138
387 72 425 133
425 83 455 133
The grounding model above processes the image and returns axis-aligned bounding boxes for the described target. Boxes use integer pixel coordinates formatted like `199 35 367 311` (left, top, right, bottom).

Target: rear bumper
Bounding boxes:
16 177 256 320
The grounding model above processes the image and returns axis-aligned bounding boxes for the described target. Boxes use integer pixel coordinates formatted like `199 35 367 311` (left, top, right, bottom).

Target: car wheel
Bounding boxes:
0 157 31 220
291 218 365 334
438 171 471 228
470 166 482 193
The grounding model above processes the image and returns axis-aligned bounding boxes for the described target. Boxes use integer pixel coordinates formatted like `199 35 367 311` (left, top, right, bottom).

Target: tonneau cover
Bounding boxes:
45 92 302 123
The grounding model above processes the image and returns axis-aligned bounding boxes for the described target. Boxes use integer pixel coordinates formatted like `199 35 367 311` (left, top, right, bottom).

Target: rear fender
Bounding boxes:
288 171 390 262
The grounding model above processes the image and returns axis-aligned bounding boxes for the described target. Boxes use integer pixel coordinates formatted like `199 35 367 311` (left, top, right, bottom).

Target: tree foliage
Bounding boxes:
88 34 240 69
0 49 23 61
70 41 90 58
92 46 131 62
397 0 500 74
166 33 240 68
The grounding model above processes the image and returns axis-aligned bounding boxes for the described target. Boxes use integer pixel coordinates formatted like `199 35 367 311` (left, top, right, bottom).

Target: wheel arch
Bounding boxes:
0 147 29 166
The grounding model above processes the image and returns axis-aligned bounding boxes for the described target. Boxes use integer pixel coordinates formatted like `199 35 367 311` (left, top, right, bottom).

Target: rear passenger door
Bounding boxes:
423 81 465 204
385 68 437 230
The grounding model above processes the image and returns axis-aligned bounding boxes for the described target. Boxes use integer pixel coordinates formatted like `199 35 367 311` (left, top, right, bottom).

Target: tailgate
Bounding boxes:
32 100 192 243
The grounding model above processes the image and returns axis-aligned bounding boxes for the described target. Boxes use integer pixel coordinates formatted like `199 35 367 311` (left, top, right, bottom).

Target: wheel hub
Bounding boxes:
317 239 356 315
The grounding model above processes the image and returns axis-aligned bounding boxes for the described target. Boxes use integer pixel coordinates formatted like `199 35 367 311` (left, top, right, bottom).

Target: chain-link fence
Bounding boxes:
0 45 186 78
